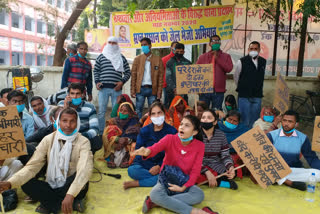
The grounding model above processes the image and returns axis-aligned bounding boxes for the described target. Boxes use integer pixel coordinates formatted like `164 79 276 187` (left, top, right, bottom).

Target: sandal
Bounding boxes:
120 161 129 168
107 161 116 168
35 205 49 214
73 199 85 213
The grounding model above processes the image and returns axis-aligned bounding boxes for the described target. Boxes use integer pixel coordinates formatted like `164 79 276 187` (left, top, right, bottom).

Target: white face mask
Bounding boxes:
151 115 165 126
249 51 259 58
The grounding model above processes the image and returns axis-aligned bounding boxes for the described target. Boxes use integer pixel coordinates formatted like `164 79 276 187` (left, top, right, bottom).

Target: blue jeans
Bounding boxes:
199 92 224 110
98 88 122 134
136 87 156 118
128 164 158 187
238 97 262 128
150 181 204 214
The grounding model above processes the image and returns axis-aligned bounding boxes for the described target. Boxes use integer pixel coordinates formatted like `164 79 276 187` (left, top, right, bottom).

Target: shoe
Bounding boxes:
35 205 49 214
142 196 156 213
24 195 37 203
73 199 85 212
202 206 219 214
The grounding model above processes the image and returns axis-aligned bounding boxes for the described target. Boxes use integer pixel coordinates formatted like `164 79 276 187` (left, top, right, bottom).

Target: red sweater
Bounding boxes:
145 134 205 187
196 50 233 93
162 52 175 88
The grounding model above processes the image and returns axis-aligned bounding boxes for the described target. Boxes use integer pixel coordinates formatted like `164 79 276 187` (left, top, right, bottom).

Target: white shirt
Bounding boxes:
141 55 152 86
234 57 259 85
0 102 5 107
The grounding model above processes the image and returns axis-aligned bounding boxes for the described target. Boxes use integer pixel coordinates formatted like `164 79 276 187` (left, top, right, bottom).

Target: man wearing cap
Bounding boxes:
93 37 131 134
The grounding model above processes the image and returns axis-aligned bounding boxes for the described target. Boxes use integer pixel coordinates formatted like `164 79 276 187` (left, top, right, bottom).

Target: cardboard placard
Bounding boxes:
176 64 214 95
231 126 291 189
312 116 320 152
0 106 27 159
273 72 290 114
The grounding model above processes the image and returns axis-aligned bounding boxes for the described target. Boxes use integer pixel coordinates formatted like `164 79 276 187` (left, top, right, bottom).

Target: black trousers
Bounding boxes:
21 174 89 214
89 135 102 155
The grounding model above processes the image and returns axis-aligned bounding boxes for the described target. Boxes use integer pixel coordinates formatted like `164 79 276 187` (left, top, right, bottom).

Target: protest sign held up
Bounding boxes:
312 116 320 152
231 126 291 189
0 106 27 159
273 72 290 114
176 64 214 95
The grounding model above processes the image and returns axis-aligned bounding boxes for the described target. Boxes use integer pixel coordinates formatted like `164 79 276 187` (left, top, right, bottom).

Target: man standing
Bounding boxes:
162 41 178 108
7 90 34 138
166 43 191 105
58 83 101 154
267 110 320 191
61 42 93 101
0 88 12 107
234 41 266 128
197 35 233 110
94 37 131 134
0 107 93 214
29 96 52 130
131 37 164 118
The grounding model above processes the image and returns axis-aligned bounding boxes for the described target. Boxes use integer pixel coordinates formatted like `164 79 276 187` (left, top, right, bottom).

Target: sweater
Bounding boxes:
201 129 234 174
166 56 192 91
196 50 233 93
93 54 131 88
133 123 177 170
162 52 175 88
267 129 320 169
144 134 205 187
218 120 249 153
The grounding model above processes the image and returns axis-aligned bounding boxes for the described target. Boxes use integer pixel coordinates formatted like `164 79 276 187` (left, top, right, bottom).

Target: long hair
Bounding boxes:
183 115 203 142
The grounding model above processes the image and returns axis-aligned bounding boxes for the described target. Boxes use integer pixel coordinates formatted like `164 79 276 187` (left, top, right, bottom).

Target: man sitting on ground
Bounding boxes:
29 96 52 130
7 90 34 138
0 107 93 214
58 83 101 153
267 110 320 191
0 88 12 107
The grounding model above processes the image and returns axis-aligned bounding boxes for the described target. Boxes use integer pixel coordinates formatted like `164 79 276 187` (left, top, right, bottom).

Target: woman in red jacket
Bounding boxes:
132 115 218 214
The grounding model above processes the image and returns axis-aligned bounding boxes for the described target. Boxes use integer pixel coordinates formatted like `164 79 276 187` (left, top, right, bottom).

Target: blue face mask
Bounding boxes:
53 120 57 129
16 104 25 113
141 46 150 54
178 133 193 142
263 115 274 123
69 53 74 57
34 107 46 116
281 126 295 134
58 128 77 136
224 120 238 129
78 53 87 58
71 97 82 106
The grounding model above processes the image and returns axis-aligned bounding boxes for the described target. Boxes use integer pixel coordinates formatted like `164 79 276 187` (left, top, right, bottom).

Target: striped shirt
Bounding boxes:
93 54 131 87
47 88 67 105
61 55 93 95
58 100 99 139
201 129 234 174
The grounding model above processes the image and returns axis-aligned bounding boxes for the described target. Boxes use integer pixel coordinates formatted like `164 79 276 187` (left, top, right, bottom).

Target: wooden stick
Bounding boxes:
197 164 246 186
0 193 4 214
194 94 198 116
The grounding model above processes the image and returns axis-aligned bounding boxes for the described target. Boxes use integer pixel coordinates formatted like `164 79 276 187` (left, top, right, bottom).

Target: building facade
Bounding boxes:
0 0 76 66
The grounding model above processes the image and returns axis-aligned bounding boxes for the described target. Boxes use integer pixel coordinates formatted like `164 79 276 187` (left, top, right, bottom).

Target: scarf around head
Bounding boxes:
29 97 51 129
46 111 81 189
169 96 192 130
102 36 124 72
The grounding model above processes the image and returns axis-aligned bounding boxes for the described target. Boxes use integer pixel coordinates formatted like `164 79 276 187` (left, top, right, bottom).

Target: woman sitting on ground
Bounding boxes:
132 115 218 214
110 94 134 118
218 110 249 178
216 94 238 120
195 101 208 120
253 106 281 133
123 101 177 190
197 110 237 190
168 95 194 130
103 102 140 168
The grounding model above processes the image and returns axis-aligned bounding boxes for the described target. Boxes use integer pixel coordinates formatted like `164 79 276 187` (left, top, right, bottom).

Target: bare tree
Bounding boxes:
53 0 92 66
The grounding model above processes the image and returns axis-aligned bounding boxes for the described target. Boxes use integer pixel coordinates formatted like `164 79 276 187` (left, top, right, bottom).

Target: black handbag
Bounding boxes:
0 189 18 212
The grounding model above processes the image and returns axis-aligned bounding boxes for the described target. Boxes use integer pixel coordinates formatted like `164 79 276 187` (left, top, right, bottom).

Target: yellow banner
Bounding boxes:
111 5 234 48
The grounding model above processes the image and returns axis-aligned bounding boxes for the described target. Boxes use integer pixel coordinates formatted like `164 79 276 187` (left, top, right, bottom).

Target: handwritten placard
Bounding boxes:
176 64 214 94
231 126 291 189
273 72 289 114
312 116 320 152
0 106 27 159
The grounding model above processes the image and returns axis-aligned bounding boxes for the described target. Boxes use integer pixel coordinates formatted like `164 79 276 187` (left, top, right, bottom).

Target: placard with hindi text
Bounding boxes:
0 106 27 159
231 126 291 189
312 116 320 152
273 72 290 114
176 64 214 95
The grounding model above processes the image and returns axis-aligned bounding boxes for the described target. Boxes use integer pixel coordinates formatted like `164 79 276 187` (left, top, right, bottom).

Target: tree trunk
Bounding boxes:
93 0 97 28
53 0 92 66
296 11 308 77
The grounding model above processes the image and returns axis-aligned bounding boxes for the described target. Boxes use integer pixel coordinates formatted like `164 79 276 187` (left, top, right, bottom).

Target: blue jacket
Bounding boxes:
133 123 177 170
267 129 320 169
218 120 249 153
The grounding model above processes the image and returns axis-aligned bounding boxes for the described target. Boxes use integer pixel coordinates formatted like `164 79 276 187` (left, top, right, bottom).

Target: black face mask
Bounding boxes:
175 53 183 59
201 122 214 130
